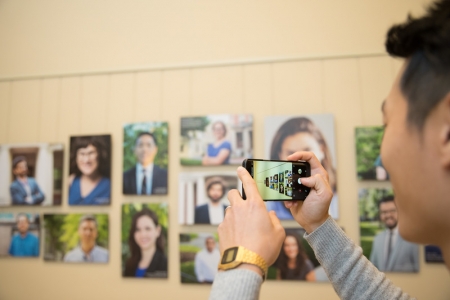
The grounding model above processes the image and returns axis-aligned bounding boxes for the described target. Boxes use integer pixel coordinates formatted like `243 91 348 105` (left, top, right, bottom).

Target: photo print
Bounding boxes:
68 135 111 205
43 214 109 263
264 114 338 219
359 188 419 273
355 126 389 181
0 213 40 257
0 143 64 206
180 114 253 166
179 232 220 284
267 227 329 282
178 172 238 225
122 203 168 278
123 122 169 195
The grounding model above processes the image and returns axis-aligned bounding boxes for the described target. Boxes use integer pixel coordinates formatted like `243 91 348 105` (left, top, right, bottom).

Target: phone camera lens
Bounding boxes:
298 169 302 174
298 178 302 184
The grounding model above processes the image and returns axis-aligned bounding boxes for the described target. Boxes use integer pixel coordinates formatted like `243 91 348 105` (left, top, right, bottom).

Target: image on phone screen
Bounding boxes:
246 160 310 201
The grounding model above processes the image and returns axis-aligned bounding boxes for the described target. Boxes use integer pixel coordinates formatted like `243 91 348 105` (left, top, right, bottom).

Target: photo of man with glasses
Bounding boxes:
369 196 419 272
123 131 168 195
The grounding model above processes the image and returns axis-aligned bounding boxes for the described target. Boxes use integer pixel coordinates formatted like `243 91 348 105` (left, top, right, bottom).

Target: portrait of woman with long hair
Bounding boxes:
265 116 338 219
123 207 167 278
276 233 314 280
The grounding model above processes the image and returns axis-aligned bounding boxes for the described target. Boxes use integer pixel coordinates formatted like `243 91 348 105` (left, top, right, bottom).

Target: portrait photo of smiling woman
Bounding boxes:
122 203 168 279
68 135 111 206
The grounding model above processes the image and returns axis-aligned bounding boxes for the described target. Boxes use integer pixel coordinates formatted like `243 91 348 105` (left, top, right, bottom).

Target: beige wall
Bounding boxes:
1 1 449 300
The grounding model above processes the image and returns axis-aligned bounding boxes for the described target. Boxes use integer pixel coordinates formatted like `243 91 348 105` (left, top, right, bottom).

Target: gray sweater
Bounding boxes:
209 216 415 300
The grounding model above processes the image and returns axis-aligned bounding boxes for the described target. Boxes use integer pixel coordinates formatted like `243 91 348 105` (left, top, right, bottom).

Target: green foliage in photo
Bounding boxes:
180 116 210 138
180 261 197 283
359 188 394 258
355 126 384 180
359 188 393 222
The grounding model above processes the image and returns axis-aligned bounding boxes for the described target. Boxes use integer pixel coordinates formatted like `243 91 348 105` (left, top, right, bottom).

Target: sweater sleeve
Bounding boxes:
209 269 262 300
304 216 415 300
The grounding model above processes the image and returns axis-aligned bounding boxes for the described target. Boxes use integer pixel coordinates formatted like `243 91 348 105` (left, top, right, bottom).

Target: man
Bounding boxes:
195 179 228 224
123 132 168 195
370 196 419 272
64 215 108 263
9 214 39 257
10 156 45 205
195 237 220 283
210 1 450 299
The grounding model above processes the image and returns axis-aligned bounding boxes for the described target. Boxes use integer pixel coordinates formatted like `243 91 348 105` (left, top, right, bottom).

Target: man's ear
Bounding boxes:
440 94 450 168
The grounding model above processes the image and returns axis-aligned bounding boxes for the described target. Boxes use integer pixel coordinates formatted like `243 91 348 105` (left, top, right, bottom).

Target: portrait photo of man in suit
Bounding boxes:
123 132 168 195
10 156 45 205
194 178 228 225
370 196 419 272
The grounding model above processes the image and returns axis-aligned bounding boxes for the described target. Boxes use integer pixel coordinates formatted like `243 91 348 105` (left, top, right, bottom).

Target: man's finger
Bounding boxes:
268 210 282 227
284 201 297 209
237 166 261 202
301 174 332 197
227 189 242 206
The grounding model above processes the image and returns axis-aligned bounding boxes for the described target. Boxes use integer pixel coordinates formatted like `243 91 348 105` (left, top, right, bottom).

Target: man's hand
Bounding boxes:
218 167 286 270
284 152 333 234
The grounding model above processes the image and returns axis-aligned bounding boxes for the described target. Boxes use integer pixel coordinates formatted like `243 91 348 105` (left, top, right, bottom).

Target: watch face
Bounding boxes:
221 247 238 264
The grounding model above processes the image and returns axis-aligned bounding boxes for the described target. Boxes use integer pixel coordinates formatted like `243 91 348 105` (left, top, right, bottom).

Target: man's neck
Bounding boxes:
19 232 28 238
386 225 397 232
17 176 28 182
209 201 221 207
81 243 95 254
140 161 154 169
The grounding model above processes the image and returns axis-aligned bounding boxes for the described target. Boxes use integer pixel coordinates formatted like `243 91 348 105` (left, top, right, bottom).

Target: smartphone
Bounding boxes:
242 159 311 201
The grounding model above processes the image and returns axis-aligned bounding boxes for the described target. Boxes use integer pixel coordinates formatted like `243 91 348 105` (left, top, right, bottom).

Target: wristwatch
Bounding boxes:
218 246 268 280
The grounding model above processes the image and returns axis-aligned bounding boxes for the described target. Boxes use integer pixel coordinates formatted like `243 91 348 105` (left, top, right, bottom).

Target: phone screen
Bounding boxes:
244 159 310 201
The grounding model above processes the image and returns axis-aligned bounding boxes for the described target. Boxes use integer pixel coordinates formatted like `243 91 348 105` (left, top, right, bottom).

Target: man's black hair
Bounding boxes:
378 195 395 208
78 215 98 229
206 180 226 195
12 156 27 170
386 0 450 129
135 132 157 147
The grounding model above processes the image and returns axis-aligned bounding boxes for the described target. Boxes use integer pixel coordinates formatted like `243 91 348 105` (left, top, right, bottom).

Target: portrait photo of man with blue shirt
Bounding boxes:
8 213 40 257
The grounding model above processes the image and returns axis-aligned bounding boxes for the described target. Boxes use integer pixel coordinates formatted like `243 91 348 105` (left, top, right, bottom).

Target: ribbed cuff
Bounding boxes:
209 269 262 300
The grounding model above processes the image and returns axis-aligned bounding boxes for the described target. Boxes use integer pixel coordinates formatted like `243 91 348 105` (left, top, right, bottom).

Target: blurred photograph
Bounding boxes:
425 245 445 263
179 233 220 284
123 122 168 195
180 114 253 166
359 188 419 272
0 143 64 206
68 135 111 205
355 126 389 181
264 115 338 219
122 203 168 278
267 228 329 282
44 214 109 263
178 172 237 225
0 213 40 257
